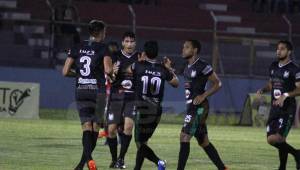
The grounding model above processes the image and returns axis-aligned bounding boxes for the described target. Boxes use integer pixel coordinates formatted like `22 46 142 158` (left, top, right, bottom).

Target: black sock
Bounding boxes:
107 137 118 162
140 144 160 164
177 142 190 170
118 131 124 144
82 131 93 161
278 148 288 170
119 134 132 160
75 151 86 170
92 131 99 151
75 131 98 169
203 143 225 170
134 147 145 170
274 142 298 158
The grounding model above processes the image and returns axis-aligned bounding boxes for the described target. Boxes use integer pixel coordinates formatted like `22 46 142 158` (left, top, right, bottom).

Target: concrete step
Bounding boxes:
0 0 17 8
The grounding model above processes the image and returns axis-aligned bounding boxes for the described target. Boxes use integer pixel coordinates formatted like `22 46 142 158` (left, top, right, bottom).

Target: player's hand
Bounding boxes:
193 94 206 105
163 56 172 70
138 53 146 61
256 89 263 99
113 62 120 74
274 95 287 107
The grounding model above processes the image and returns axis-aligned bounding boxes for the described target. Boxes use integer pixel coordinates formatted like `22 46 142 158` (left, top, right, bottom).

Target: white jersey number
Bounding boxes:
80 56 91 76
141 76 162 95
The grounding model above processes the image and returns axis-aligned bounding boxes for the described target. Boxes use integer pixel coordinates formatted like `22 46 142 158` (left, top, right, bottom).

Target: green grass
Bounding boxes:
1 119 300 170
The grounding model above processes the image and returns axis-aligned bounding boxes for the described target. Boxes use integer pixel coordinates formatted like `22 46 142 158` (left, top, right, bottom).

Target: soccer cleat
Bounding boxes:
116 158 126 169
109 160 118 169
98 129 108 138
158 160 166 170
87 160 97 170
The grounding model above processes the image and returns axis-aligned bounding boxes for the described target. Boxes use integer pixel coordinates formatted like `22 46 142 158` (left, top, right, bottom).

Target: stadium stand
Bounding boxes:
0 0 299 77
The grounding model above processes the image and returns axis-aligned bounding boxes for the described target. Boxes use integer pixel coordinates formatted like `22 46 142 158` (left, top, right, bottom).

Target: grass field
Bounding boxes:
1 118 300 170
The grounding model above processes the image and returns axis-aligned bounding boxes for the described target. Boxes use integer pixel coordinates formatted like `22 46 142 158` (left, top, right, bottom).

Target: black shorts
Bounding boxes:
107 93 124 125
75 89 99 124
134 101 162 143
266 104 296 137
181 100 209 141
123 93 137 119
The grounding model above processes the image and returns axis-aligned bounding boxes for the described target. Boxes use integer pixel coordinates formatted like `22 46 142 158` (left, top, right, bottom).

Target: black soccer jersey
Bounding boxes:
132 60 173 104
111 50 139 93
269 61 300 109
183 58 213 105
68 40 109 89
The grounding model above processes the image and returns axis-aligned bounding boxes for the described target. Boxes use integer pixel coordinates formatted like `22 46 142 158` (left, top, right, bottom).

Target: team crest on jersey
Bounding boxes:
191 70 197 78
283 71 289 78
108 113 114 121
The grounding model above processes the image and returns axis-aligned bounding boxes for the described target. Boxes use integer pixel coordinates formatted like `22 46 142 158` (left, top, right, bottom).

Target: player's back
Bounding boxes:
70 40 108 88
133 60 173 105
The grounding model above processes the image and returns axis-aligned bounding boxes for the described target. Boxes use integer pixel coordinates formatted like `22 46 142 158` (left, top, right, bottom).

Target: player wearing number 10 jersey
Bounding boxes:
128 41 179 170
257 40 300 170
63 20 113 170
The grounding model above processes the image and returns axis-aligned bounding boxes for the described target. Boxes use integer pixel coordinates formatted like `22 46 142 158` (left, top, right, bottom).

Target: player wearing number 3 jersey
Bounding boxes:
63 20 114 170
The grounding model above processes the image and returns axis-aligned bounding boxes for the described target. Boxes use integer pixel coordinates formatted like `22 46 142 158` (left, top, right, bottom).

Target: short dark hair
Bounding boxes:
122 31 136 40
277 40 293 51
144 41 158 59
88 20 106 36
186 39 202 54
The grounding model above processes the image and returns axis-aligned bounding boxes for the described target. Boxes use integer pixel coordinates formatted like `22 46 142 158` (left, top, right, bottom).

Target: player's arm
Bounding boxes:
62 57 76 77
275 80 300 107
103 56 115 82
193 72 221 105
286 82 300 97
257 79 272 95
163 57 179 88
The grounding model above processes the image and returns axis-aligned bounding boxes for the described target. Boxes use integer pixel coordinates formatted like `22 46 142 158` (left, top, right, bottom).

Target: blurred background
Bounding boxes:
1 0 300 125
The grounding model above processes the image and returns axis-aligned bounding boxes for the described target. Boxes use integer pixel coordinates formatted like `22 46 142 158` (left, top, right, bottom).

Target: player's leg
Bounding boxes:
177 131 192 170
267 113 300 170
195 126 227 170
107 93 123 168
75 121 100 170
117 100 135 168
177 103 198 170
196 102 227 170
74 91 97 170
134 104 164 170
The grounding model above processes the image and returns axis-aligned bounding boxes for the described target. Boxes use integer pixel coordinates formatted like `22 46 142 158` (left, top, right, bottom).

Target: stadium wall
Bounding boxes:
0 66 267 114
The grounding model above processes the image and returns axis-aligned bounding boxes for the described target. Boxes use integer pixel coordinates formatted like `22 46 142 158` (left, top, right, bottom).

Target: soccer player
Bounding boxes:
257 40 300 170
62 20 114 170
177 40 228 170
106 32 140 168
128 41 179 170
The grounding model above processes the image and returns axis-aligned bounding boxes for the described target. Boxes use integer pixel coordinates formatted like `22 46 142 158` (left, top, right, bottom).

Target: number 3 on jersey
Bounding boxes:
80 56 91 76
141 76 161 95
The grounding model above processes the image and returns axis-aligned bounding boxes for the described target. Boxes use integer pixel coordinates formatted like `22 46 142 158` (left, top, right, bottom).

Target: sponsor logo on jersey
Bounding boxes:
121 80 133 89
78 78 97 84
79 49 95 56
145 70 161 77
